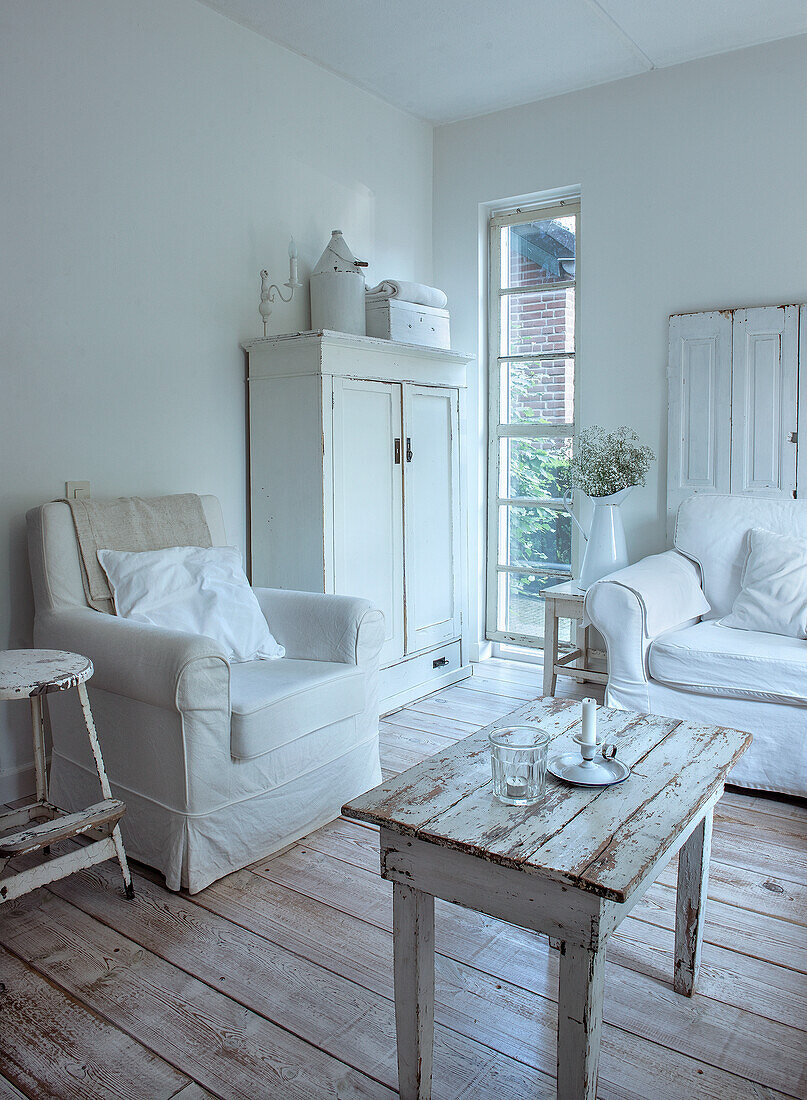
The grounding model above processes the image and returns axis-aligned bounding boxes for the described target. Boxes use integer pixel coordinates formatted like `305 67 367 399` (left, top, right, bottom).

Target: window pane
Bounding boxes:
499 436 572 500
497 571 573 643
500 287 575 357
500 216 576 290
499 504 572 572
500 358 574 425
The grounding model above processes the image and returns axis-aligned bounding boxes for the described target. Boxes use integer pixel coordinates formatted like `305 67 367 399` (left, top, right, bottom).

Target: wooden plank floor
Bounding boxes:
1 658 806 1099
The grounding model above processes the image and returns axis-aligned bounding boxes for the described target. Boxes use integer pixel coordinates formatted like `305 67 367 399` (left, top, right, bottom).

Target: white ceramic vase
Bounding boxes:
564 486 632 589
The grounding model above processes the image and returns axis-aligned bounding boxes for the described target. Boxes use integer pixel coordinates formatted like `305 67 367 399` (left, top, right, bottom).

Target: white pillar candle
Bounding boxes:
581 698 597 745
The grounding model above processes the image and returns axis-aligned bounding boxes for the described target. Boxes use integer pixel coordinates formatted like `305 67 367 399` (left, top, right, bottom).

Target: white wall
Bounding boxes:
0 0 433 796
433 35 807 655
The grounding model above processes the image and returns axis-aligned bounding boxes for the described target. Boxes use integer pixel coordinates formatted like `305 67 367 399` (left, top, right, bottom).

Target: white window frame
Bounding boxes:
486 199 580 648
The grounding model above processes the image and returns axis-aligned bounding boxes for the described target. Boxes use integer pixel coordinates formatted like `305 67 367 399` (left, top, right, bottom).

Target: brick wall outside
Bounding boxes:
506 248 574 428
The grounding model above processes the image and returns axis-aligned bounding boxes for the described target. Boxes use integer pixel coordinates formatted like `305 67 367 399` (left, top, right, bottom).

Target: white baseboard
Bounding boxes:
0 760 36 805
468 640 493 663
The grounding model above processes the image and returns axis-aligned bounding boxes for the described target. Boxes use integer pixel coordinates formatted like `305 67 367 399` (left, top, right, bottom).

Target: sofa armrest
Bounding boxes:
252 588 384 665
34 608 230 710
584 551 710 710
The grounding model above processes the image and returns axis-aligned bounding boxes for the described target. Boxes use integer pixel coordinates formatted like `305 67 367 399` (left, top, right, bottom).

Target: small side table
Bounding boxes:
541 581 608 698
0 649 134 905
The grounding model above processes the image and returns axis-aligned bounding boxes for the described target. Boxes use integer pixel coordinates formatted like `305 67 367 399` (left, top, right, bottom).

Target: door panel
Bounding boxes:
332 378 404 666
667 311 732 539
403 385 461 653
731 306 798 497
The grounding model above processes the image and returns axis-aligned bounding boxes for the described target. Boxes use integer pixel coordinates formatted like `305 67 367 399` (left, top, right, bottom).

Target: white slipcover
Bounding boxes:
585 495 807 798
650 621 807 706
27 497 384 892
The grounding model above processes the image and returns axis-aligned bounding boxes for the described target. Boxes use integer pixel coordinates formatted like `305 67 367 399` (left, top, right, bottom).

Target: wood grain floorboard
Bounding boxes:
251 839 806 1095
0 945 191 1099
1 658 803 1099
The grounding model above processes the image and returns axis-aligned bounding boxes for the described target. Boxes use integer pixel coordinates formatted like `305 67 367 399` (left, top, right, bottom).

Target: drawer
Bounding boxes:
380 640 465 714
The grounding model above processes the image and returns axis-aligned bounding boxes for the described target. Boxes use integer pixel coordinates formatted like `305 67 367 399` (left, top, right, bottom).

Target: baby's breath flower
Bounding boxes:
569 426 655 498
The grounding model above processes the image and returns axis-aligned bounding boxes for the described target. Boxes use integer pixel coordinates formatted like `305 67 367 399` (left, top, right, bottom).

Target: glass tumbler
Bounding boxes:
489 726 550 806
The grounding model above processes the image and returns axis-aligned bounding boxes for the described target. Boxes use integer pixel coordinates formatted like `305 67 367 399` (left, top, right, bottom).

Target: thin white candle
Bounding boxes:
581 698 597 745
288 237 298 285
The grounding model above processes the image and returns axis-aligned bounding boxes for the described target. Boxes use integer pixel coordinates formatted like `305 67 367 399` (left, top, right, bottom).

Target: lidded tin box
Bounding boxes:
365 297 451 349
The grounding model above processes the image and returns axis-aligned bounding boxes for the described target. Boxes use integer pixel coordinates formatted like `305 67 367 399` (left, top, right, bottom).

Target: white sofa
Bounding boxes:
585 495 807 798
27 496 384 892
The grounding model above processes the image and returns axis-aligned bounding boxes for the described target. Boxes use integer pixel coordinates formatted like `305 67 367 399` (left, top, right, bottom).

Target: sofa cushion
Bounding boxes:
649 620 807 707
229 658 365 760
674 495 807 618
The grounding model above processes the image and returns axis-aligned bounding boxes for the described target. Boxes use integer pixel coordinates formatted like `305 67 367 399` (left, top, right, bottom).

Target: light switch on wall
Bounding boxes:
65 481 91 499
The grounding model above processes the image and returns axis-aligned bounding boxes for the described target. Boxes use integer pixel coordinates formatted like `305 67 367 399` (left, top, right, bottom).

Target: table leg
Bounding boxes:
543 604 558 697
674 808 713 996
393 881 435 1100
581 624 591 672
557 941 606 1100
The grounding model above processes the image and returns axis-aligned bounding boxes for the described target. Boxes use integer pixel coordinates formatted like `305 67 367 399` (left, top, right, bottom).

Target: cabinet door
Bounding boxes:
332 378 404 667
667 311 732 539
403 385 461 653
731 306 798 498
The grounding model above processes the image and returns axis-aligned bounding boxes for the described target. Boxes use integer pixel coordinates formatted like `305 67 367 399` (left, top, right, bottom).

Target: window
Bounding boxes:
486 201 579 647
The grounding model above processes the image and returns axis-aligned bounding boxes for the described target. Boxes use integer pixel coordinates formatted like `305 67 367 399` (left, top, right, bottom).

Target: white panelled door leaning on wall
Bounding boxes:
667 304 803 539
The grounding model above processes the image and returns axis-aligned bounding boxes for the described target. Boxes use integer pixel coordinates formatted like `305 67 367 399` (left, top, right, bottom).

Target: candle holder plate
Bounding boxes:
548 751 631 788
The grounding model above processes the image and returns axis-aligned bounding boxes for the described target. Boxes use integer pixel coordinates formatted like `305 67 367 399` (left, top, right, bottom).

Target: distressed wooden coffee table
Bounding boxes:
343 696 751 1100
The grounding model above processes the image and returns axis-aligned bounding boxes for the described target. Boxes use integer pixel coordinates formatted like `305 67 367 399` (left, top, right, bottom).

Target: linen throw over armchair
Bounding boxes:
27 495 384 892
585 495 807 798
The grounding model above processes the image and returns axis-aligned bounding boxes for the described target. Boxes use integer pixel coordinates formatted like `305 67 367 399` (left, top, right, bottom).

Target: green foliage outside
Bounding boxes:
506 366 573 599
508 438 572 597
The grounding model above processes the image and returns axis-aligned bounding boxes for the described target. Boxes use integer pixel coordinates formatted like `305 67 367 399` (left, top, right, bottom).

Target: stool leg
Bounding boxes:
30 695 48 803
76 682 135 900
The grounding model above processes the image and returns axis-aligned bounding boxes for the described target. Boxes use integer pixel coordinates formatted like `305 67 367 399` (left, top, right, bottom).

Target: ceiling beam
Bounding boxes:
581 0 657 71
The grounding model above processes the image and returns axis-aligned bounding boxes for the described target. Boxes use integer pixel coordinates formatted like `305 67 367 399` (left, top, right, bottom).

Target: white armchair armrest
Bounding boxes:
34 608 229 710
252 588 384 666
584 550 710 712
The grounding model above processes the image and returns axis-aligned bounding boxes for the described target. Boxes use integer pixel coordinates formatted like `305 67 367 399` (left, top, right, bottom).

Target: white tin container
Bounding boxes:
365 298 451 349
310 230 367 336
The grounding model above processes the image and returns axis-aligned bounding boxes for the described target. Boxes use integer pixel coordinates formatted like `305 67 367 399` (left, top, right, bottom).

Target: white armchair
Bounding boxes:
586 495 807 798
27 496 384 892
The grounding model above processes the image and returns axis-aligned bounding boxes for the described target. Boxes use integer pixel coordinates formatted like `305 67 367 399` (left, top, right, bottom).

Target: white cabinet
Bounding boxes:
668 304 801 537
403 385 462 654
332 377 405 668
245 331 471 710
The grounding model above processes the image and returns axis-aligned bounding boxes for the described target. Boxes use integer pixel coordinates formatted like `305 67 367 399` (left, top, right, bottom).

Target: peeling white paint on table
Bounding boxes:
0 649 134 905
343 695 752 1100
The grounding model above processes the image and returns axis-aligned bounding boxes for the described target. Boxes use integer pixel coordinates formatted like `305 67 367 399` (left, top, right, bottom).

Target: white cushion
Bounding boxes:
721 528 807 638
229 658 365 760
674 495 807 618
98 545 284 663
649 619 807 707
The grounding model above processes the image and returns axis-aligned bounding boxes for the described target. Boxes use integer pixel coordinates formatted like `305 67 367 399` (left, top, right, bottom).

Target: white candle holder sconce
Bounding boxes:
259 238 303 336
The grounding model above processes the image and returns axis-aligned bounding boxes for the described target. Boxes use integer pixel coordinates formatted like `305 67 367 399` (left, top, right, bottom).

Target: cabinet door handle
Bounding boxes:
406 437 413 462
394 438 401 464
433 656 449 668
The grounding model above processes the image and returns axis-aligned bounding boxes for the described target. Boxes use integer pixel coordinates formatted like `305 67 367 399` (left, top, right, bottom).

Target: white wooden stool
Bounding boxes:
0 649 134 904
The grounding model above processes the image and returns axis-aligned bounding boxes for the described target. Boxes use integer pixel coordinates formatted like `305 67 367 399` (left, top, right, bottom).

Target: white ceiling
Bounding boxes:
200 0 807 124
